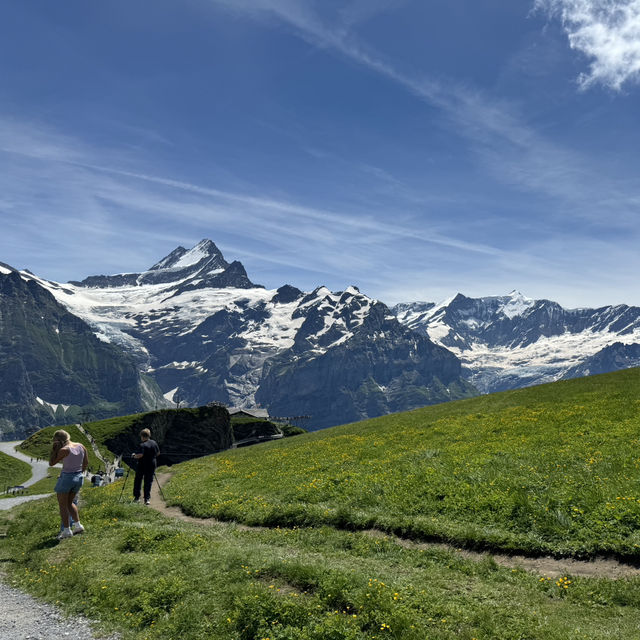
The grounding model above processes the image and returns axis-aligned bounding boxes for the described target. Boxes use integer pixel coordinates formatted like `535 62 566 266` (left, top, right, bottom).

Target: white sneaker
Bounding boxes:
144 499 150 506
57 528 73 540
72 523 85 534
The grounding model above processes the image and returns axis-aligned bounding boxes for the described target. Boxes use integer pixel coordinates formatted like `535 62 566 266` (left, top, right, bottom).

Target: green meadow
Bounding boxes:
19 423 107 473
1 368 639 639
167 368 640 559
0 450 31 490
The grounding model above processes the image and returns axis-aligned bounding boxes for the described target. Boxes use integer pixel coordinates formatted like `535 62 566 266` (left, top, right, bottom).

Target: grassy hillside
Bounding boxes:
2 369 640 639
85 407 232 464
3 485 640 640
166 368 640 559
82 412 149 445
0 450 31 489
18 424 105 472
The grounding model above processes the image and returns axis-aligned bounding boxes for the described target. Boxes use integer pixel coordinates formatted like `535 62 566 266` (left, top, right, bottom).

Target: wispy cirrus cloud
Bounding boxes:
209 0 640 221
535 0 640 90
0 113 512 291
2 111 635 307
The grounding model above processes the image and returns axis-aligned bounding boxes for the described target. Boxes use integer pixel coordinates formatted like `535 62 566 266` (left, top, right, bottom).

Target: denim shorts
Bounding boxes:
55 472 84 494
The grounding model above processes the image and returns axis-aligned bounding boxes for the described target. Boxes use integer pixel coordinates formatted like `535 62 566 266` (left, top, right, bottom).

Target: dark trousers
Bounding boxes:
133 465 155 501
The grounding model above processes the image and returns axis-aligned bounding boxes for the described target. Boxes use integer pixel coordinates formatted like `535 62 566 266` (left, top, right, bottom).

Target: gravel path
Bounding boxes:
0 572 120 640
0 494 50 511
0 441 52 488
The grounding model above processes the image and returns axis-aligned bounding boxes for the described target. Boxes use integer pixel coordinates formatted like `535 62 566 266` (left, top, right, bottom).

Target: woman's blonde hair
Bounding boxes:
52 430 71 446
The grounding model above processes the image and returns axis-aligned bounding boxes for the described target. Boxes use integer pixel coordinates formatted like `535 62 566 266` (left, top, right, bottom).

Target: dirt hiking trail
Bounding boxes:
148 473 640 580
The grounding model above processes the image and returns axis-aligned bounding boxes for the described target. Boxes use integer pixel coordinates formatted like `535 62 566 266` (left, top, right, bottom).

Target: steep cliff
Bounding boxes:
102 405 232 465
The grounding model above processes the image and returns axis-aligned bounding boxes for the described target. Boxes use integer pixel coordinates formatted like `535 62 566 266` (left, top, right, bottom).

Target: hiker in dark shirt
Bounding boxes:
132 428 160 505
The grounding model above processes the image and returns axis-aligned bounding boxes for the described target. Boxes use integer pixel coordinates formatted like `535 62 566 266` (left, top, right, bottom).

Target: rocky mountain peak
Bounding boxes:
69 239 259 289
150 239 225 272
150 246 187 271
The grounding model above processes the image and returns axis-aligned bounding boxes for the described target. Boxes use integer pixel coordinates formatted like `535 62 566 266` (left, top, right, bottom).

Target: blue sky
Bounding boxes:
1 0 640 308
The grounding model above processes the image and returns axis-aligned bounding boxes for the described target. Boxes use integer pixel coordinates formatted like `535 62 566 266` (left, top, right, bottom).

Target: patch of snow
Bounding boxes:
35 397 70 412
161 361 201 370
427 320 451 341
237 298 305 351
172 240 213 268
0 265 12 275
500 291 535 319
163 387 178 402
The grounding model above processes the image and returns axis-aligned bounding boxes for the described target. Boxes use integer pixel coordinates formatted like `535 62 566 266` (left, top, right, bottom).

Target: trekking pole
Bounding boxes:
153 472 166 501
118 465 131 502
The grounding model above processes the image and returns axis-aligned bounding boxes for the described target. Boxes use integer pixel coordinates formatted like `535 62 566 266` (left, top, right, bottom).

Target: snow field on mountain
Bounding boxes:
454 326 640 390
394 291 640 393
236 296 305 351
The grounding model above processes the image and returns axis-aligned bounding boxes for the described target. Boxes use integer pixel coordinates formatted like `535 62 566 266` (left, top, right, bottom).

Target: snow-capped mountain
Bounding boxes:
394 291 640 393
0 264 163 439
5 240 638 438
2 240 475 435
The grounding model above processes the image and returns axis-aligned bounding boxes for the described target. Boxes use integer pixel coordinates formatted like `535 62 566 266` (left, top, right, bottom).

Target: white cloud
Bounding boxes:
536 0 640 90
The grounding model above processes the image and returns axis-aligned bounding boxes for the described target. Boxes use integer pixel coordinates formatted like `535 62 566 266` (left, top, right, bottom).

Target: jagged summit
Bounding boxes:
0 261 17 275
70 239 258 290
150 239 225 271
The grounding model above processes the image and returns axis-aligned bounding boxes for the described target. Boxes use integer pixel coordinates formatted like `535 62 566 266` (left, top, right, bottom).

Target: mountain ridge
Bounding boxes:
393 290 640 392
0 240 475 437
5 239 639 438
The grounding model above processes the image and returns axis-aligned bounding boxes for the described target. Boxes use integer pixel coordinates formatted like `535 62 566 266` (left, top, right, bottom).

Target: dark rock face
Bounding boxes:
257 301 476 429
272 285 303 305
170 261 258 297
0 270 156 439
104 406 232 465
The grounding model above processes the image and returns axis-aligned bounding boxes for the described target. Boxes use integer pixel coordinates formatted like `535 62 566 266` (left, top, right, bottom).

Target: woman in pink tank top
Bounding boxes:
49 429 88 540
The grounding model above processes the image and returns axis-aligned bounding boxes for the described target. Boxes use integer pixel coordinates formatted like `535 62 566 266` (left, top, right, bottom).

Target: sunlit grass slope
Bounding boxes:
19 424 105 472
83 412 150 445
3 486 640 640
167 368 640 559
